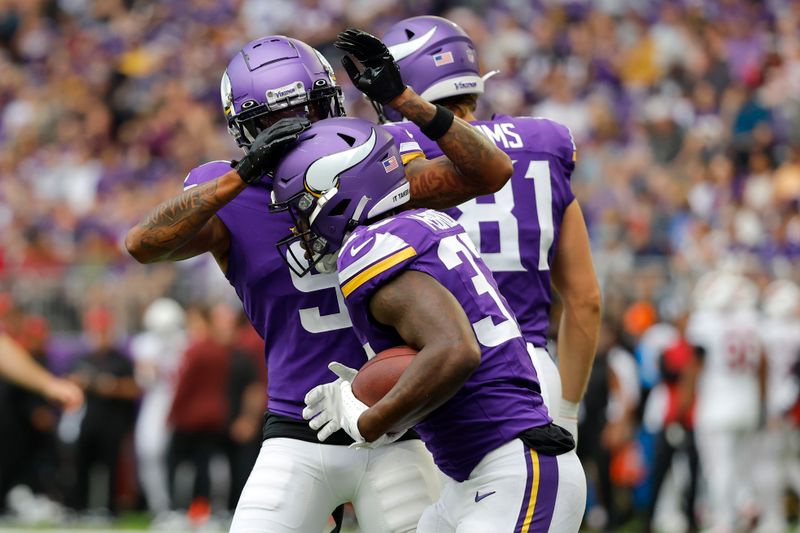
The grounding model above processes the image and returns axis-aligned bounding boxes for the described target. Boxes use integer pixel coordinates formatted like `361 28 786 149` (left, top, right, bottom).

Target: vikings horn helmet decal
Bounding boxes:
269 118 409 276
304 129 377 195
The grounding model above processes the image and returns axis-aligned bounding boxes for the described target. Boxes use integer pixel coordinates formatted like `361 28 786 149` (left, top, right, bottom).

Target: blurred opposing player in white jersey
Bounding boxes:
126 32 515 533
130 298 186 514
687 271 765 533
375 16 601 442
754 280 800 532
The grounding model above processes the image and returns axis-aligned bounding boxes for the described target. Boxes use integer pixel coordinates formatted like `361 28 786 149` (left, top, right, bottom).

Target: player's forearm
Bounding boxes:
0 334 55 397
126 170 246 263
388 89 513 207
557 295 601 403
357 341 479 441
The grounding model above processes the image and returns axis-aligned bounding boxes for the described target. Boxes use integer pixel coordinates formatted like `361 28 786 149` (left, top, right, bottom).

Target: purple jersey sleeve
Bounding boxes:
183 160 232 189
337 219 428 309
336 211 464 356
379 123 426 165
182 160 276 226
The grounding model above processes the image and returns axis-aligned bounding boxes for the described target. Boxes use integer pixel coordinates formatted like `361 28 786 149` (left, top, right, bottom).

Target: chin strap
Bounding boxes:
315 253 338 273
309 187 339 227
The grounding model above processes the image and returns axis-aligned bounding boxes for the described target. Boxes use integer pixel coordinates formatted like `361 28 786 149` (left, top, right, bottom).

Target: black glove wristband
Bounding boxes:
232 157 263 185
419 105 455 141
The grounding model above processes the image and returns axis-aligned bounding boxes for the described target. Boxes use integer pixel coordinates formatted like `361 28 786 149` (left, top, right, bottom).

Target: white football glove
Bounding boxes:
302 362 404 449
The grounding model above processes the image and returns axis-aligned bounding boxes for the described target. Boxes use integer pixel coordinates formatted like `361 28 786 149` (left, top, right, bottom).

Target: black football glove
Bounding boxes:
335 28 406 105
233 117 311 184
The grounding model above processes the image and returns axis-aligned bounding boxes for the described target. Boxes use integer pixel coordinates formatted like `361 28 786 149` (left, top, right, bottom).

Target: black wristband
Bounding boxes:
419 104 455 141
232 156 263 185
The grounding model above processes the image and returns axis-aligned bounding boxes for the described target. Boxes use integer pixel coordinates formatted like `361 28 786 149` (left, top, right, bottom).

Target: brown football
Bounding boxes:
351 346 418 406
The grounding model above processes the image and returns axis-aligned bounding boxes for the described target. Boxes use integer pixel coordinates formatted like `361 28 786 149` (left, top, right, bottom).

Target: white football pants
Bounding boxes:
529 345 562 424
417 439 585 533
229 438 441 533
696 428 757 532
753 424 800 532
134 385 173 513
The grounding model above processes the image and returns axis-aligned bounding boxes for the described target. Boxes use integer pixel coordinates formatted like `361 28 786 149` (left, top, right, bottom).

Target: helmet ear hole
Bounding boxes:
328 199 351 217
405 29 415 39
337 133 357 146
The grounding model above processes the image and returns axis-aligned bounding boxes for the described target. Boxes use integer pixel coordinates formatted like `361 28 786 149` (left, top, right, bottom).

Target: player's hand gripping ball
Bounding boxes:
303 349 417 449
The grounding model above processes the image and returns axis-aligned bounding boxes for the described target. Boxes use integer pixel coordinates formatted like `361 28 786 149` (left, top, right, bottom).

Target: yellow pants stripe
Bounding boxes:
521 449 540 533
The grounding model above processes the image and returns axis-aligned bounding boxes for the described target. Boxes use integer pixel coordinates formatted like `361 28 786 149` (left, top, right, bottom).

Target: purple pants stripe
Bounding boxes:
514 448 559 533
530 453 559 532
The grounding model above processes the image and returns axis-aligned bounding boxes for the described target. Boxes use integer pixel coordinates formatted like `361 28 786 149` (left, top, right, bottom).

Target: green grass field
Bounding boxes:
1 513 797 533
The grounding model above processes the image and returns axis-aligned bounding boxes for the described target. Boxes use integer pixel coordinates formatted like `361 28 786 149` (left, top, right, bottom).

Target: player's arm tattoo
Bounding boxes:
126 170 245 263
135 181 221 253
405 157 485 210
389 90 513 209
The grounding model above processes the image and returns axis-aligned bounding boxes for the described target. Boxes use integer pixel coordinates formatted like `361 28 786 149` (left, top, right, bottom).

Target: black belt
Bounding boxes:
262 411 420 446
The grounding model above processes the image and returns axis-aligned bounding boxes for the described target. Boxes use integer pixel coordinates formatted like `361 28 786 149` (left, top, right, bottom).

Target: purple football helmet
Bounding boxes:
222 36 345 148
379 16 496 122
269 117 410 276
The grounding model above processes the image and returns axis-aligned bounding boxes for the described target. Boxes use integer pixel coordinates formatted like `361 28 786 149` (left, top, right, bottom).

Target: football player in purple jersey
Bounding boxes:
125 33 512 533
371 17 601 443
270 117 586 533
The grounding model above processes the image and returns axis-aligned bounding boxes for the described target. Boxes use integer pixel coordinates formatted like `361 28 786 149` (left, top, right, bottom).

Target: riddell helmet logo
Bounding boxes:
454 81 478 90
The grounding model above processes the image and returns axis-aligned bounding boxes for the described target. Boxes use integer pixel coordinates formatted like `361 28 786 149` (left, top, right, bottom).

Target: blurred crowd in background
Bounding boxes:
1 0 800 530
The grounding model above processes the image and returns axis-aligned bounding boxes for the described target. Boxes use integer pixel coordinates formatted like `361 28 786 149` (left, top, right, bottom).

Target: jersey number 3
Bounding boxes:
438 233 522 347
